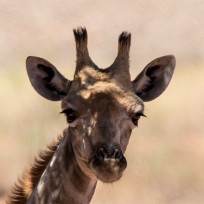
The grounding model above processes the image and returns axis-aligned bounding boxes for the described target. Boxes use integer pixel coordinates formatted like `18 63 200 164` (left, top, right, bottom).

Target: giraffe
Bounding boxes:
7 27 176 204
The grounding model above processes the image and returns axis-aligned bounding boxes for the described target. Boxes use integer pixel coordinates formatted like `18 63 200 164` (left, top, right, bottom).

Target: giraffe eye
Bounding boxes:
132 112 146 126
61 109 78 123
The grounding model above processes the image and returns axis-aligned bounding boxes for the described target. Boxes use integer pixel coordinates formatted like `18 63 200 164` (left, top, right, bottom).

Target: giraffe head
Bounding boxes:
26 27 175 183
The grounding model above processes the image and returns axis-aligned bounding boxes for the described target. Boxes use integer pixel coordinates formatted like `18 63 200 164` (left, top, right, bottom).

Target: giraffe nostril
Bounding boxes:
111 148 122 160
95 147 107 161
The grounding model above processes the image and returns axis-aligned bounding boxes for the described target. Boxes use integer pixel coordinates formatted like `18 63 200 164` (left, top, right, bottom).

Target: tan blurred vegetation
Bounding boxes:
0 0 204 203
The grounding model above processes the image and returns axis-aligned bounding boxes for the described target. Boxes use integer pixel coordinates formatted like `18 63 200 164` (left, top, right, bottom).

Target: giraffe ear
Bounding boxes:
26 56 71 101
132 55 176 102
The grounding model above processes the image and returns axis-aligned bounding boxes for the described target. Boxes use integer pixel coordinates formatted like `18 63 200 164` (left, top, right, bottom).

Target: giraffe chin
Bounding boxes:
89 156 127 183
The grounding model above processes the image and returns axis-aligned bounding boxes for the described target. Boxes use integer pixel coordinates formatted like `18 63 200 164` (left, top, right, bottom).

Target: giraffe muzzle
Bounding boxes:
89 145 127 183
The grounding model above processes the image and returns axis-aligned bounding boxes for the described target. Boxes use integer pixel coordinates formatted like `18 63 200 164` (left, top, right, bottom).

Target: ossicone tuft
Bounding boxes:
73 27 88 45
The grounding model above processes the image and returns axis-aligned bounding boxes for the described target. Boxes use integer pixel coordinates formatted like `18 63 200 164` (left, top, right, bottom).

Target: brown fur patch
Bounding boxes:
6 136 63 204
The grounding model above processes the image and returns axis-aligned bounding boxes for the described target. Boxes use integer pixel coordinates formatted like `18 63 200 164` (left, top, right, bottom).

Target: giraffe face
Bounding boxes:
61 67 144 182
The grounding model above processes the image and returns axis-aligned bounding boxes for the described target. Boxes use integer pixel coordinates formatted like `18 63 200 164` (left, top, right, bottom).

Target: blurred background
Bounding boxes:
0 0 204 203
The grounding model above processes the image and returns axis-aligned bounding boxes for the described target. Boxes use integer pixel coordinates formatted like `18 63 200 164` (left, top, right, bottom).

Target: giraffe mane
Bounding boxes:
6 135 63 204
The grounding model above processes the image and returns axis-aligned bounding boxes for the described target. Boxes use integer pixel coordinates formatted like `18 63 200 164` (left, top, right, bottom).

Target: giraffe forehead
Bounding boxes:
77 66 110 85
66 67 143 113
76 80 143 113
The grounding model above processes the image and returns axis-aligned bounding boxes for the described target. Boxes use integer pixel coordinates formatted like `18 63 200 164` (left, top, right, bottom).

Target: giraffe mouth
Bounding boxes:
89 155 127 183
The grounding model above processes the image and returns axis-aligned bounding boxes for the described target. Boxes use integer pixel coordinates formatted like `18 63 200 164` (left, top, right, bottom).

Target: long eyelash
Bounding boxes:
132 112 147 127
140 113 147 117
60 109 74 115
60 110 67 114
135 112 146 118
60 108 79 124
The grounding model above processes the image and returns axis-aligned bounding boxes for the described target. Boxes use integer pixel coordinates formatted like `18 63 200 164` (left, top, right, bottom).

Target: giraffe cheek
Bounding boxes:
120 132 131 153
71 134 92 161
81 137 93 159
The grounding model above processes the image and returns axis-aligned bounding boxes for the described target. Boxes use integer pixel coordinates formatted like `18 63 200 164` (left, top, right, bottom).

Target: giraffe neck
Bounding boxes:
27 129 97 204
